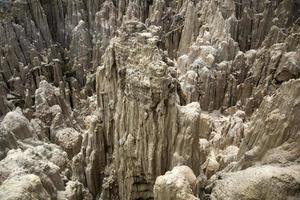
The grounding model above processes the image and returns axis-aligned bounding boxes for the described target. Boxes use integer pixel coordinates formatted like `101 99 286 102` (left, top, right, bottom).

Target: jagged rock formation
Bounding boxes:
0 0 299 200
237 79 300 168
96 21 202 199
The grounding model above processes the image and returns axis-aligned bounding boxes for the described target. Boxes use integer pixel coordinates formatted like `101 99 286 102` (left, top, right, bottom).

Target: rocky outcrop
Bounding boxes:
210 165 300 200
1 108 35 139
55 128 82 159
57 181 93 200
177 0 300 114
200 78 300 199
96 21 202 199
0 147 67 199
80 114 107 196
0 174 52 200
0 0 299 199
154 166 199 200
237 79 300 169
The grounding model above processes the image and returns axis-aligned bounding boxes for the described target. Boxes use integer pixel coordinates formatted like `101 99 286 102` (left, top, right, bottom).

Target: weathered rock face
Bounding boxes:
210 165 300 200
177 0 300 113
96 21 201 199
0 0 299 199
237 79 300 168
0 147 66 199
154 166 199 200
1 108 35 140
0 174 52 200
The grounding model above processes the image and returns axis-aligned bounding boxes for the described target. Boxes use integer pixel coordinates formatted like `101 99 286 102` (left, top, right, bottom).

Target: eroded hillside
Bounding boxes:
0 0 299 199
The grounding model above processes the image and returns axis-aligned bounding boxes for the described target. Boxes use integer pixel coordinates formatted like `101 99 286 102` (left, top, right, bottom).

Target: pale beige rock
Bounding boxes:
197 110 244 174
202 150 220 179
154 166 199 200
96 21 204 199
237 79 300 168
210 165 300 200
275 51 300 82
0 146 66 199
0 0 299 199
172 102 201 173
55 127 82 158
80 114 107 196
0 174 51 200
57 181 93 200
1 108 35 140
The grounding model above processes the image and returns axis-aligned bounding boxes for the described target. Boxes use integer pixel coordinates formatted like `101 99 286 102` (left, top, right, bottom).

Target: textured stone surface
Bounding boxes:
154 166 199 200
1 108 35 139
210 165 300 200
0 174 51 200
55 128 82 159
237 79 300 169
96 21 202 199
0 0 299 199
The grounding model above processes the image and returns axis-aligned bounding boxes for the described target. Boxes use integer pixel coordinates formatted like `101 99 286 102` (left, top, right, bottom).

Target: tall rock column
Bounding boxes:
96 21 201 200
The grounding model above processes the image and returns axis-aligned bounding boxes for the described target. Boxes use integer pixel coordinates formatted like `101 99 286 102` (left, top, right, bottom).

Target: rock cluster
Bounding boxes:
0 0 299 200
